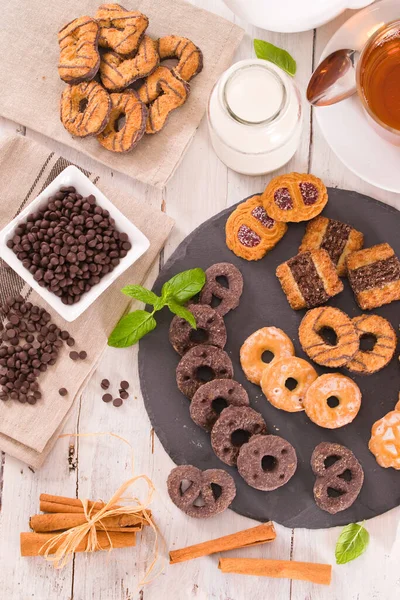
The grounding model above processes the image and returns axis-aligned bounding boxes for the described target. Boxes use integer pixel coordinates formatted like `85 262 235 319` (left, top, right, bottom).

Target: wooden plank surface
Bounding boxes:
0 2 399 599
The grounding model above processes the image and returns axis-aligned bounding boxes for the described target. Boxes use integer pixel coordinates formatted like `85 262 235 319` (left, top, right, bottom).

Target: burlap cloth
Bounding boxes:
0 135 174 468
0 0 243 188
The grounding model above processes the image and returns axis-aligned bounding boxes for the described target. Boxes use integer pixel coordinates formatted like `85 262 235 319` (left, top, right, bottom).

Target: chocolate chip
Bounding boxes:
120 380 129 390
101 378 110 389
69 351 79 360
102 393 113 403
120 391 129 399
79 351 87 360
113 398 123 407
59 388 68 396
66 337 75 347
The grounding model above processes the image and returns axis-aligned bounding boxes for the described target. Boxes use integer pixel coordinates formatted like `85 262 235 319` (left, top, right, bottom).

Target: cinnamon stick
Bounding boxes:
29 513 143 533
20 531 136 557
218 557 332 586
39 494 111 514
170 522 276 564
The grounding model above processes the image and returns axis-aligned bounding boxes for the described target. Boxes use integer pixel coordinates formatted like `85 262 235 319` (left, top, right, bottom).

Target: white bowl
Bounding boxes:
0 166 150 322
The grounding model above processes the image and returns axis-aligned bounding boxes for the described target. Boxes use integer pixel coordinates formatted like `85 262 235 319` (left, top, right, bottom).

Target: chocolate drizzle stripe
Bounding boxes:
349 255 400 293
321 219 351 265
287 252 329 307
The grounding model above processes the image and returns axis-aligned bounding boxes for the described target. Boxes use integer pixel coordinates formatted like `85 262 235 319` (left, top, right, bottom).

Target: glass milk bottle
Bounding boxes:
207 59 303 175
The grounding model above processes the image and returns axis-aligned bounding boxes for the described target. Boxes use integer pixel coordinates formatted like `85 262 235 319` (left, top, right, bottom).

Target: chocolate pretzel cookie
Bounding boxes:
262 173 328 223
169 304 227 356
58 16 100 84
347 243 400 310
190 379 250 431
199 263 243 316
60 81 111 137
97 90 147 152
95 4 149 56
99 36 159 91
157 35 203 81
276 249 343 310
300 216 364 276
176 345 233 399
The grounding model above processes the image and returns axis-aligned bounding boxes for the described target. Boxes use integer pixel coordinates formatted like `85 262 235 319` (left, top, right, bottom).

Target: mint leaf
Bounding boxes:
254 39 297 77
168 301 197 329
162 268 206 304
108 310 157 348
335 523 370 565
121 285 161 307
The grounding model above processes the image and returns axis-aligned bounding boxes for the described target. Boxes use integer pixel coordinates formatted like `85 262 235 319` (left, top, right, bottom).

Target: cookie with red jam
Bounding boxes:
225 194 287 261
262 173 328 223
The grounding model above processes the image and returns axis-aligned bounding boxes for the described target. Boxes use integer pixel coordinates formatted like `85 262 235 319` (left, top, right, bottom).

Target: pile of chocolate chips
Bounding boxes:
0 296 74 404
7 186 132 306
101 378 130 408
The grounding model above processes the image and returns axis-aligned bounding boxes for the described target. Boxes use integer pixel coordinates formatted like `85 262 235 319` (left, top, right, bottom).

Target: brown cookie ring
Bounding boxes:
346 314 397 375
176 344 234 399
311 442 364 514
211 405 267 466
97 90 147 153
58 16 100 84
95 4 149 56
137 66 189 134
199 263 244 316
99 36 159 91
60 81 111 138
157 35 203 82
190 379 250 431
169 304 227 356
237 435 297 491
167 465 236 518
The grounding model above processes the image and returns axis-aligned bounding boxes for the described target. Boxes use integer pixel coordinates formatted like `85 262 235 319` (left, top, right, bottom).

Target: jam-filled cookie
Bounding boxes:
99 36 159 91
303 373 362 429
137 66 189 134
347 243 400 310
262 173 328 223
276 249 343 310
346 314 397 375
157 35 203 81
199 263 243 316
369 398 400 469
300 216 364 276
60 81 111 137
176 344 233 399
169 304 226 356
226 194 287 261
311 442 364 513
299 306 359 367
237 435 297 491
240 326 295 386
190 379 249 431
95 4 149 56
261 356 318 413
58 16 100 84
97 90 147 152
211 405 267 466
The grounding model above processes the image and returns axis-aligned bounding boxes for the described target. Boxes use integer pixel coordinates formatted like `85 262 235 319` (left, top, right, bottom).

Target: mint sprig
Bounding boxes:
335 522 370 565
108 268 206 348
254 39 297 77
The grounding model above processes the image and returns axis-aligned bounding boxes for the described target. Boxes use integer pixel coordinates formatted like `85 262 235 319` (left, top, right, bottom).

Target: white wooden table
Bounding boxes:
1 2 399 599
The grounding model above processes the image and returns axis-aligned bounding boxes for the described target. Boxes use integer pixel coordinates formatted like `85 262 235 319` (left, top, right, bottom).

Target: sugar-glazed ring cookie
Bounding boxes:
226 194 287 261
58 16 100 84
303 373 362 429
346 314 397 375
97 90 147 152
262 173 328 223
157 35 203 81
261 356 318 413
190 379 249 431
137 66 189 134
95 4 149 56
199 263 243 316
299 307 359 368
240 327 295 385
99 36 159 91
169 304 227 356
176 345 234 399
60 81 111 138
369 398 400 469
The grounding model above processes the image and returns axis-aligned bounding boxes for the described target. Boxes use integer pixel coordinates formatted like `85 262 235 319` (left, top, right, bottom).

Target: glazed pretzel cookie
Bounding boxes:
299 216 364 276
199 262 243 316
169 304 227 356
303 373 362 429
99 36 159 91
95 4 149 56
346 314 397 375
261 356 318 413
299 306 359 368
240 326 295 386
157 35 203 81
262 173 328 223
190 379 249 431
311 442 364 514
58 16 100 84
369 398 400 469
167 465 236 518
97 90 147 152
347 243 400 310
137 66 189 134
276 249 344 310
60 81 111 138
176 344 234 399
226 194 287 261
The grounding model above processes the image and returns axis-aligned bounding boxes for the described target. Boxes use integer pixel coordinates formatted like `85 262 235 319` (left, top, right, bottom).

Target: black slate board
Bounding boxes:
139 188 400 529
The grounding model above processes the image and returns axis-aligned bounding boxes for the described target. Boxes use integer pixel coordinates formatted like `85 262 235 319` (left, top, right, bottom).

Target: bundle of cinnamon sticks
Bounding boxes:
21 493 152 557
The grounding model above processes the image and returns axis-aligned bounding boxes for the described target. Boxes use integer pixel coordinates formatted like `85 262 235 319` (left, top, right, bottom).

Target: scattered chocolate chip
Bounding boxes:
113 397 123 407
69 351 79 360
67 337 75 347
120 380 129 390
120 391 129 399
102 393 113 403
59 388 68 396
79 351 87 360
101 378 110 389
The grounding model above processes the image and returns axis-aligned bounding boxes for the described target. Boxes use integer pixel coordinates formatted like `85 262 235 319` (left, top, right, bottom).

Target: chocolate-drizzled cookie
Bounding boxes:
58 16 100 84
97 90 147 152
311 442 364 514
95 4 149 56
276 249 343 310
157 35 203 81
99 36 159 91
169 304 227 356
199 263 243 316
60 81 111 137
190 379 249 431
176 345 233 399
346 314 397 375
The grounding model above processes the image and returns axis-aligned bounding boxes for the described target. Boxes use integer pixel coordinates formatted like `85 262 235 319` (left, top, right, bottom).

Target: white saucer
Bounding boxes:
315 0 400 193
